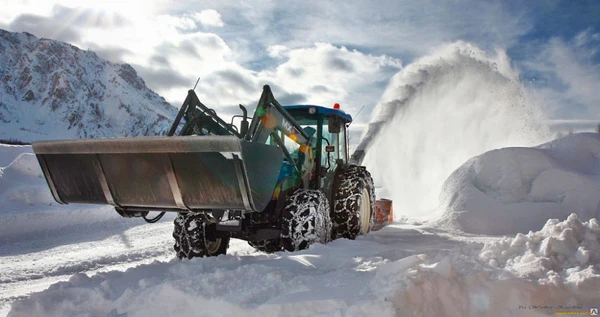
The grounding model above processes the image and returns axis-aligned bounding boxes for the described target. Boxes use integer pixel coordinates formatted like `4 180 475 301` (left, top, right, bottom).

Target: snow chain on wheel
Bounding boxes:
331 165 376 240
281 189 332 252
248 239 282 253
173 212 230 260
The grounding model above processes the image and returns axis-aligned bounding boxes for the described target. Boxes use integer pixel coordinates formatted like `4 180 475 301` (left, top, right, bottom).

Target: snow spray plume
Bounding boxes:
361 42 551 220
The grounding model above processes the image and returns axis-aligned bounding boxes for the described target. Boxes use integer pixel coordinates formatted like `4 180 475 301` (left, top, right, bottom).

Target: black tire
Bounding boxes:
281 189 332 252
173 212 230 260
331 165 376 240
248 239 282 253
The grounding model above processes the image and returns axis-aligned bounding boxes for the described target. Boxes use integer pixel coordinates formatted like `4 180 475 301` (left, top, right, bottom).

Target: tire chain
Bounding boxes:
281 189 332 251
172 212 229 260
331 165 376 240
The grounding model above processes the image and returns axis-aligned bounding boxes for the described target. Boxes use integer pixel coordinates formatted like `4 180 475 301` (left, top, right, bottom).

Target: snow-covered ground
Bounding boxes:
1 45 599 316
2 134 600 316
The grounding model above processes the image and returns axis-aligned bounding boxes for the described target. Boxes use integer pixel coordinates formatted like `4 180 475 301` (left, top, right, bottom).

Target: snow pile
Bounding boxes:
440 133 600 235
361 42 550 220
468 214 600 312
480 213 600 290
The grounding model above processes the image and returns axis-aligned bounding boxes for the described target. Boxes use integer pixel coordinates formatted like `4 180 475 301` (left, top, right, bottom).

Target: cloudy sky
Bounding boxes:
1 0 599 129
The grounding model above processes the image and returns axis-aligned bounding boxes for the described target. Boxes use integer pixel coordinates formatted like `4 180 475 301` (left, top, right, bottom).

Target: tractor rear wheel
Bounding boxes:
331 165 375 240
173 212 230 260
281 189 332 252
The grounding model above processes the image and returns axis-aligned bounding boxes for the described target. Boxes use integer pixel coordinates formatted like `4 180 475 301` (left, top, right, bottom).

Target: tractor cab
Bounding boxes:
268 105 352 194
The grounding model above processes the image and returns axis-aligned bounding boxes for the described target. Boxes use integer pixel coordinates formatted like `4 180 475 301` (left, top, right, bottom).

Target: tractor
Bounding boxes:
33 85 379 259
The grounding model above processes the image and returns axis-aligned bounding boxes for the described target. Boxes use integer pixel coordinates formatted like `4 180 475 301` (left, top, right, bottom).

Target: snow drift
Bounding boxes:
361 42 551 220
440 133 600 235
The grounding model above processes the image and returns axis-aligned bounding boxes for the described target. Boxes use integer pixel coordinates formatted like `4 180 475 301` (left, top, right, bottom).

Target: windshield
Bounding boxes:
286 112 338 167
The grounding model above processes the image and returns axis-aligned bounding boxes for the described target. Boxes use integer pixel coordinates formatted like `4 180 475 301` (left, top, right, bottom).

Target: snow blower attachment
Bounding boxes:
33 85 389 259
373 199 393 231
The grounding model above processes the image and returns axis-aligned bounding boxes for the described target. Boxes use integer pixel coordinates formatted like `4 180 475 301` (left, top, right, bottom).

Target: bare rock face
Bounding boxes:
0 29 178 142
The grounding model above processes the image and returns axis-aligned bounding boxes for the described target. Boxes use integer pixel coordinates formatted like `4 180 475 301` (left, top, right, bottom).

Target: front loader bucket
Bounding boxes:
32 136 283 213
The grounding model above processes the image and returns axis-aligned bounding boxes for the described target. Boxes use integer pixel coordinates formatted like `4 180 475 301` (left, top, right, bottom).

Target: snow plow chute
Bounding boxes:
32 135 283 213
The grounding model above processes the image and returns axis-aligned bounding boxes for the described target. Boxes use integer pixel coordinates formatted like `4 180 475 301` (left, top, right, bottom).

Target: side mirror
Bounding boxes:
328 117 341 133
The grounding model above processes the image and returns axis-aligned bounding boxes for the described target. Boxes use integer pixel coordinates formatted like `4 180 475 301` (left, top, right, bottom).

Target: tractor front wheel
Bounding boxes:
173 212 230 260
281 189 332 252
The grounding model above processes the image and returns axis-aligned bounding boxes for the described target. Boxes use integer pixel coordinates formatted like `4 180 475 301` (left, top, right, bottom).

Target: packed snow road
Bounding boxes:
0 217 176 316
1 218 503 317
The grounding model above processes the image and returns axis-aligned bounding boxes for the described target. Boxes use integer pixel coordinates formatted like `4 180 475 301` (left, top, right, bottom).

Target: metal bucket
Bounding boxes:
32 136 283 213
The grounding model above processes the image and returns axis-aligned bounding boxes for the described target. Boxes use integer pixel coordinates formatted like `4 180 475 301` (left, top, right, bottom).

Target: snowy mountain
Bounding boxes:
0 29 178 142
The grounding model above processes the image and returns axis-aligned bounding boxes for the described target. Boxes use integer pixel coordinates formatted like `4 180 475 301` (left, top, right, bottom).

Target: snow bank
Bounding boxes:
361 42 550 220
440 133 600 235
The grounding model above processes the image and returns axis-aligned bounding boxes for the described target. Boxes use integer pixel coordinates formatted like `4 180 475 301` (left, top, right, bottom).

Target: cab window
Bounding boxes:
265 131 300 161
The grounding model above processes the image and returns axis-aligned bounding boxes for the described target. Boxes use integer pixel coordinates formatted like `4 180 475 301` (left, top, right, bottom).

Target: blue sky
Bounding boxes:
1 0 599 125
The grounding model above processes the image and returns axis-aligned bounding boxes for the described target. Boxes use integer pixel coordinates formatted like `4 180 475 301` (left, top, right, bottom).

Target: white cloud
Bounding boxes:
165 42 401 120
256 43 402 119
156 15 197 31
201 1 531 58
191 9 224 28
266 45 289 58
524 30 600 119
